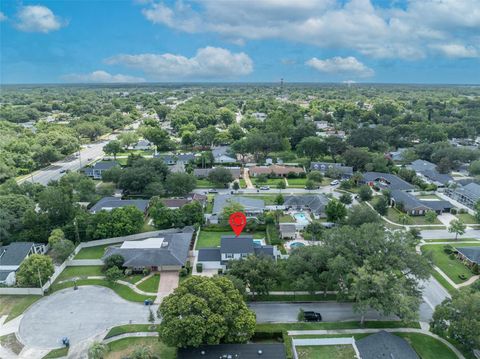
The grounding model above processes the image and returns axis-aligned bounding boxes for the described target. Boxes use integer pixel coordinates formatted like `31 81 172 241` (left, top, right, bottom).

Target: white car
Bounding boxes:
330 180 340 186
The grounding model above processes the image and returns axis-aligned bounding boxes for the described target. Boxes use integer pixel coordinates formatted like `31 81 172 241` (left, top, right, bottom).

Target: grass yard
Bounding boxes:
74 244 111 259
242 194 279 205
136 274 160 293
195 179 218 188
196 230 266 249
0 334 24 355
416 194 441 199
54 266 104 282
287 178 308 188
105 337 176 359
239 179 247 188
279 214 295 223
396 333 458 359
296 345 356 359
42 347 69 359
104 324 156 339
0 295 42 322
123 274 145 284
456 213 479 224
141 220 156 233
252 178 285 187
115 149 154 157
422 242 480 284
385 207 442 225
49 279 154 302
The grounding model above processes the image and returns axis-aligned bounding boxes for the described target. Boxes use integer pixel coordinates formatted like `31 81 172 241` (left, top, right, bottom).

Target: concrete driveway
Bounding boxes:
155 271 179 304
18 286 153 349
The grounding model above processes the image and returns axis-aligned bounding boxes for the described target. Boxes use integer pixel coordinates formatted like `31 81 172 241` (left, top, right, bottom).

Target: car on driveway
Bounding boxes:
304 311 322 322
330 180 340 186
208 189 219 193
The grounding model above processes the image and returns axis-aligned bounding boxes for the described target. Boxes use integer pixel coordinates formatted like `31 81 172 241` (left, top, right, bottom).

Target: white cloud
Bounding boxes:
62 71 145 83
306 56 374 78
140 0 480 59
15 5 65 33
431 43 479 58
105 46 253 80
0 12 7 22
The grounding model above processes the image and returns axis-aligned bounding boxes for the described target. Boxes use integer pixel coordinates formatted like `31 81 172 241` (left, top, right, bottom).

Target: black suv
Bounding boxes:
304 311 322 322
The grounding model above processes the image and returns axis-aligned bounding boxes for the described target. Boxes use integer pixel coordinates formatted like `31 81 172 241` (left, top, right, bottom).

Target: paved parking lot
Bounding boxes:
18 286 154 349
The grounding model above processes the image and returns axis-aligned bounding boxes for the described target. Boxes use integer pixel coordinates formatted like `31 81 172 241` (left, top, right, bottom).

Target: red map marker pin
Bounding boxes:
229 212 247 237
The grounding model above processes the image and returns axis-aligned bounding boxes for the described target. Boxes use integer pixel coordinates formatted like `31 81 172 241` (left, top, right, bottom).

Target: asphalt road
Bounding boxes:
420 228 480 240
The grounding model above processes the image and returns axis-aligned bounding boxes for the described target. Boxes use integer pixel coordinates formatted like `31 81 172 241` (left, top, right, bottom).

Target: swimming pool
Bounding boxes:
253 239 264 245
290 242 305 248
293 212 310 225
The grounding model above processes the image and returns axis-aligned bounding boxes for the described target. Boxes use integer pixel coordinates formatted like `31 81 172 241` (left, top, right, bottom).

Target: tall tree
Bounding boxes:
448 219 466 240
103 140 122 160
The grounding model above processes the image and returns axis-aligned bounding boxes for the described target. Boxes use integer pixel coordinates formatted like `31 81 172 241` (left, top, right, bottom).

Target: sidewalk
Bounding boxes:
243 168 255 189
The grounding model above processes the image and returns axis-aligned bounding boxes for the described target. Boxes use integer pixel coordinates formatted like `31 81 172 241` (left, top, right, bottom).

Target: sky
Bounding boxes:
0 0 479 84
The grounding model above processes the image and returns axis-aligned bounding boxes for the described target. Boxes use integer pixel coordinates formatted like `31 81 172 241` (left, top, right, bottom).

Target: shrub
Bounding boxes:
217 268 223 275
449 253 456 260
124 268 133 276
297 308 305 322
450 208 458 215
196 263 203 273
179 268 188 277
104 254 124 271
458 208 467 214
143 268 151 276
443 244 455 254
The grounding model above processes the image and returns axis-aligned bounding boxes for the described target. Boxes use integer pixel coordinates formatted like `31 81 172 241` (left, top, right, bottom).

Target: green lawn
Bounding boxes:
196 230 266 249
123 274 145 284
74 244 112 259
0 295 42 322
287 178 308 188
196 179 219 188
105 337 176 359
49 279 154 302
115 149 154 157
42 347 69 359
239 179 247 188
422 243 480 284
279 214 295 223
54 266 104 282
385 207 442 225
416 194 441 200
252 178 285 187
396 333 458 359
242 195 279 205
141 220 156 233
456 213 479 224
296 345 355 359
104 324 157 339
137 274 160 293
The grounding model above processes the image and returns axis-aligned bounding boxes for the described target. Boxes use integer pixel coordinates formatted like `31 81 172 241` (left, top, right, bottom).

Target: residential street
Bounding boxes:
420 229 480 240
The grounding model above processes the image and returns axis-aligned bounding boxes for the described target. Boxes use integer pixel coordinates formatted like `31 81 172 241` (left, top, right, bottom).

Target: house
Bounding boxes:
390 190 432 216
408 160 453 187
133 139 151 150
279 223 296 239
193 167 242 179
385 148 408 162
456 247 480 266
89 197 149 214
361 172 414 191
197 235 279 270
249 164 305 178
445 182 480 209
0 242 47 286
212 194 265 216
356 331 419 359
212 146 236 163
161 193 207 209
310 162 353 178
251 112 267 121
283 195 330 216
155 153 196 165
102 228 194 271
83 161 119 180
178 344 286 359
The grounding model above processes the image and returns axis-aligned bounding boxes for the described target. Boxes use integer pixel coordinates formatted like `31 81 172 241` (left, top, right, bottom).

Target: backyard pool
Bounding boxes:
253 239 264 245
290 242 305 248
293 212 310 225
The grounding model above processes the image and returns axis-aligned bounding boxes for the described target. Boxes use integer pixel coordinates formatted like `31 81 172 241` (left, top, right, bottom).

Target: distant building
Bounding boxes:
361 172 414 191
385 148 408 162
161 193 207 209
155 153 196 165
89 197 149 214
251 112 267 121
83 161 119 180
445 182 480 209
133 139 152 150
279 223 296 239
212 146 237 164
408 160 453 187
178 344 286 359
211 194 265 217
283 195 330 217
249 165 305 177
356 331 419 359
0 242 47 286
310 162 353 178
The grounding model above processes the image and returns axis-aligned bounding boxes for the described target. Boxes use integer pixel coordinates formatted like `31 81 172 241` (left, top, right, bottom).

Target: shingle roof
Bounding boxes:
408 160 453 185
102 231 192 267
250 165 305 176
93 161 119 170
0 242 34 266
391 190 430 211
197 248 221 262
283 195 329 213
409 159 437 172
456 246 480 264
193 167 241 179
212 194 265 215
356 331 419 359
419 200 452 211
362 172 414 191
220 235 255 254
89 197 149 213
310 162 353 175
178 344 287 359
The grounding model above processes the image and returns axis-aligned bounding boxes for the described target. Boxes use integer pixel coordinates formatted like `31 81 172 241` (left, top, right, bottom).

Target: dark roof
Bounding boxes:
310 162 353 175
391 190 430 211
93 161 119 170
197 248 221 262
409 159 437 172
178 344 287 359
0 242 34 266
279 223 296 233
220 235 255 254
356 331 419 359
362 172 414 191
283 195 329 213
452 182 480 202
420 169 453 185
419 200 453 211
162 198 190 208
212 194 265 215
193 167 241 179
0 271 11 281
102 231 192 267
89 197 149 213
456 247 480 264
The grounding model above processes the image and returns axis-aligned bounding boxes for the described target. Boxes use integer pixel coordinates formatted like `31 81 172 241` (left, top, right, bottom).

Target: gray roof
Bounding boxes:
178 344 286 359
283 195 329 214
454 182 480 202
279 223 296 235
0 242 34 266
93 161 119 170
155 153 196 165
409 159 437 172
90 197 149 213
220 235 255 254
0 271 11 281
419 200 453 211
362 172 414 191
197 248 221 262
193 167 241 179
456 246 480 264
212 146 231 158
356 331 419 359
212 194 265 215
310 162 353 175
408 160 452 185
389 148 407 161
102 230 192 267
391 190 431 211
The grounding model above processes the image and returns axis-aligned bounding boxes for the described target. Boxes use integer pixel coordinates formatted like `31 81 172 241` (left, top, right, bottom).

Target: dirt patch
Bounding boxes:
0 333 24 355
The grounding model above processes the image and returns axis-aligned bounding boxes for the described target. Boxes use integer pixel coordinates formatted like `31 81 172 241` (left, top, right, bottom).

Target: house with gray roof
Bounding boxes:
0 242 47 286
390 190 453 215
456 246 480 266
155 153 196 165
89 197 149 214
212 146 236 163
279 223 296 239
133 139 152 150
102 228 194 271
83 160 119 180
212 194 265 216
310 162 353 178
178 343 286 359
356 331 419 359
445 182 480 209
193 166 242 179
386 148 408 162
408 160 453 187
361 172 414 191
283 195 330 217
197 235 278 270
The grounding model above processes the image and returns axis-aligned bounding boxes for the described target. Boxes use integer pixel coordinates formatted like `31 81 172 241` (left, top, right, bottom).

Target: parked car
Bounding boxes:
208 189 219 193
304 311 322 322
59 169 66 173
330 180 340 186
259 186 270 190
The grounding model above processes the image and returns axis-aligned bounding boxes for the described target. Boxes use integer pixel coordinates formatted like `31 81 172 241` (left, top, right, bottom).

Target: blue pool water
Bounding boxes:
293 212 309 225
290 242 305 248
253 239 263 245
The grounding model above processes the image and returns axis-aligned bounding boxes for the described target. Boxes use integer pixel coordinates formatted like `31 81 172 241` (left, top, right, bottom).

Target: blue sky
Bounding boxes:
1 0 479 84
